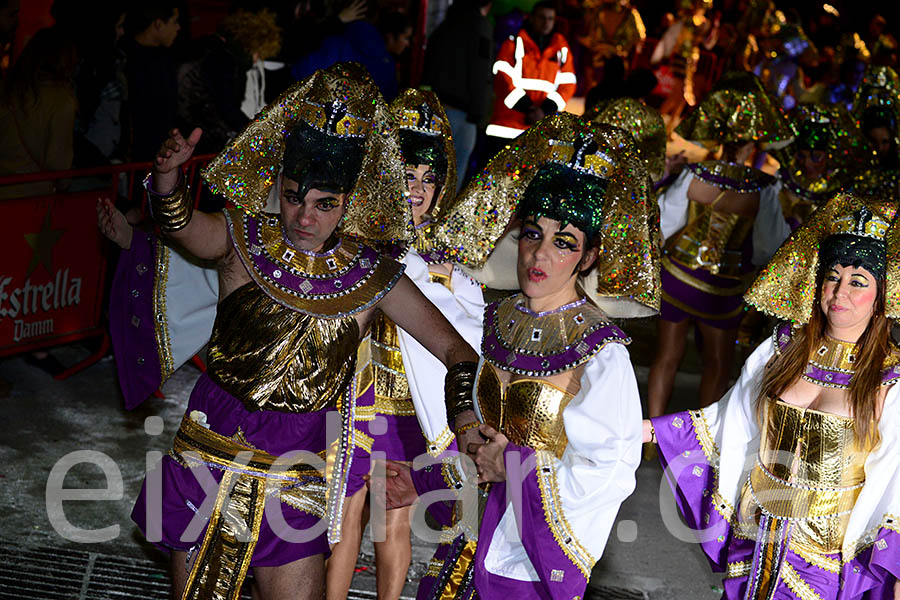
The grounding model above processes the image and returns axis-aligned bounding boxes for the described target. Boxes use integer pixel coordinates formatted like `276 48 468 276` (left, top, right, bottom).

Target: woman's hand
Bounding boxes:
472 424 509 484
642 419 655 444
96 197 133 250
365 460 418 510
338 0 367 23
152 127 202 195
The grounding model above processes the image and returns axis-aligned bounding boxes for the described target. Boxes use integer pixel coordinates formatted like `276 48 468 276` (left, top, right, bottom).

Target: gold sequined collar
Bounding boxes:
688 161 776 193
482 293 629 376
226 208 405 318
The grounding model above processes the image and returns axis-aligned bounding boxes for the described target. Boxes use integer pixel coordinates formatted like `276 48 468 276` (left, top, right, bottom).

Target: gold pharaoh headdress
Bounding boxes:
389 88 459 219
433 112 660 318
586 98 667 182
202 62 413 243
744 193 900 323
676 70 795 149
854 65 900 149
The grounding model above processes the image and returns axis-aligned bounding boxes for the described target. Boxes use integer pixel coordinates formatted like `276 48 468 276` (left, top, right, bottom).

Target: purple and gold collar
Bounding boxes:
226 209 405 318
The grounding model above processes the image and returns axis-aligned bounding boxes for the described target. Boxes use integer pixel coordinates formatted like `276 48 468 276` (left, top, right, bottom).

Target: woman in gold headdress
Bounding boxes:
585 96 667 187
647 71 793 423
644 194 900 599
853 65 900 197
327 88 485 600
378 112 660 600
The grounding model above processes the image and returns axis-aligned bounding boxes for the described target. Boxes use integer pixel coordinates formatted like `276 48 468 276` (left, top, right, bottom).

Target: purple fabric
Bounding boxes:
132 373 333 565
370 413 429 461
482 302 630 375
842 528 900 599
651 411 732 571
686 162 775 192
473 443 587 599
409 457 457 528
109 232 163 410
416 534 478 600
659 260 747 329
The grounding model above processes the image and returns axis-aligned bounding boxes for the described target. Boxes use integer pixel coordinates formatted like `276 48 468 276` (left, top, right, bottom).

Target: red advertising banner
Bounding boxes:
0 191 109 357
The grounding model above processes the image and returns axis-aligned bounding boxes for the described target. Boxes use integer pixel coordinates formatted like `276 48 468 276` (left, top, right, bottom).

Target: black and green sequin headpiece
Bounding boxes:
519 133 611 239
819 207 889 280
282 100 367 195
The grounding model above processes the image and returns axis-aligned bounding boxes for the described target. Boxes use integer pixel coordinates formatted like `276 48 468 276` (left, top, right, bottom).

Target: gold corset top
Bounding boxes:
668 200 755 278
739 400 870 554
207 282 359 413
370 312 412 407
475 363 577 459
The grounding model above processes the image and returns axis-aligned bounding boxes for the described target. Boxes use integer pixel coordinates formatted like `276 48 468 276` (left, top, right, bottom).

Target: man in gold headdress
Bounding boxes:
128 63 478 599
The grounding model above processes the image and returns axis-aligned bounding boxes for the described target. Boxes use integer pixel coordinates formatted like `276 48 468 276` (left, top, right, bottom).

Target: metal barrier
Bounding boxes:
0 155 215 379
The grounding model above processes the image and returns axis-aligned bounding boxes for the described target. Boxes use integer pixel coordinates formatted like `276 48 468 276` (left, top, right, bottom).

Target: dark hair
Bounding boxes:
376 11 411 38
861 105 897 137
531 0 556 13
1 27 78 108
125 0 178 38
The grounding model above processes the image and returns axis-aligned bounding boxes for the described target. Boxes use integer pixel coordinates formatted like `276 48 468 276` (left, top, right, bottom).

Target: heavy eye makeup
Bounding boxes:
316 198 340 211
850 274 871 288
552 232 579 252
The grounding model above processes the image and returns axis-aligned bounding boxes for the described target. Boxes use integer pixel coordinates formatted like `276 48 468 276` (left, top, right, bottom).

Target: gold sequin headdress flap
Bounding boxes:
586 98 666 182
389 88 458 219
434 113 660 318
676 70 795 149
745 193 899 323
202 62 413 243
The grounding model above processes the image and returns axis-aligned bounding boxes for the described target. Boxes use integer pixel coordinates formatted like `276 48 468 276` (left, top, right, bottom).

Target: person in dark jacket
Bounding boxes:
122 0 180 161
421 0 493 190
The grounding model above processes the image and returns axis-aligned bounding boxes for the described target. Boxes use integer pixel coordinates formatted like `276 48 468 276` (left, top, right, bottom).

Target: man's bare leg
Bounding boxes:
255 553 326 600
325 487 368 600
373 505 413 599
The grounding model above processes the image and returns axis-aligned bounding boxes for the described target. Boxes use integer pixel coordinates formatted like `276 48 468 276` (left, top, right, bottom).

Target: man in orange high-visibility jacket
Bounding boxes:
485 1 576 148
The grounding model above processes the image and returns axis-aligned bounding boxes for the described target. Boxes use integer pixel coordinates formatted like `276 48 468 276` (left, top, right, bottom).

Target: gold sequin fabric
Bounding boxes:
370 312 414 412
207 282 360 413
676 71 795 148
586 98 666 181
226 208 406 318
745 193 900 323
389 88 458 220
476 363 573 459
735 400 870 554
433 113 660 317
203 62 414 244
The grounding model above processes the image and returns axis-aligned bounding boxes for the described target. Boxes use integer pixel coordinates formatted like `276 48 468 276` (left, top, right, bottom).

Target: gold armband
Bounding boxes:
144 172 192 233
454 421 480 436
445 361 477 423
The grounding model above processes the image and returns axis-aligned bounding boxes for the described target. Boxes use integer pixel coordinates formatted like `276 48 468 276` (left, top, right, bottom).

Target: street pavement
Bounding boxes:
0 318 726 599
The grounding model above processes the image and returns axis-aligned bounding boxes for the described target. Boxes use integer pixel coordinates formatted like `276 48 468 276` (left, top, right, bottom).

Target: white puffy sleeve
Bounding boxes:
751 180 790 267
396 251 485 455
658 169 692 241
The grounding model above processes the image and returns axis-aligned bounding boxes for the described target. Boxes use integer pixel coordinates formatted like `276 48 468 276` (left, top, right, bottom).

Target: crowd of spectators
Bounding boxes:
0 0 897 192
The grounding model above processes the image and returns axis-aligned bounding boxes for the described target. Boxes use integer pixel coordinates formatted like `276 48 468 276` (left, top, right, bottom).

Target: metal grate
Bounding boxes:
0 542 412 599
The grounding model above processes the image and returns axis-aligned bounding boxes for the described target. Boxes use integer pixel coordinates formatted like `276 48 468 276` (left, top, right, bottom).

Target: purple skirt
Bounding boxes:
660 259 748 330
370 410 428 462
131 373 362 566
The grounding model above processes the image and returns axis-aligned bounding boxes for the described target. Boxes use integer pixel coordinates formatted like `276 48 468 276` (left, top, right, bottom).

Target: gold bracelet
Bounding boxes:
445 361 477 423
454 421 481 436
650 422 657 445
144 172 193 233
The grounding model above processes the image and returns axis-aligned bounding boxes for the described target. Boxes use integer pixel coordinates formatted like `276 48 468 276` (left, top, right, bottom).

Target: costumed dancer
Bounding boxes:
646 194 900 598
127 63 479 600
381 113 660 599
327 88 484 600
647 71 793 423
577 0 646 92
852 65 900 197
775 103 873 229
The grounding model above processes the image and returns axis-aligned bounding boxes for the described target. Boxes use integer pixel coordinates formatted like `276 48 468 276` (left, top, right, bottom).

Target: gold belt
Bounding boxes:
171 416 326 600
748 461 863 521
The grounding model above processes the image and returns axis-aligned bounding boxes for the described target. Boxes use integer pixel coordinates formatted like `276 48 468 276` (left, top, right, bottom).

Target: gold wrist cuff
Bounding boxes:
445 361 477 423
145 172 192 233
